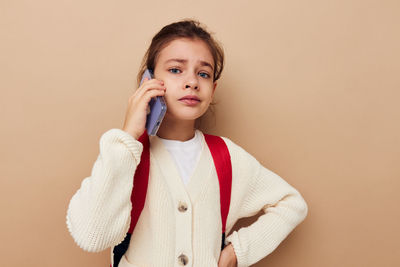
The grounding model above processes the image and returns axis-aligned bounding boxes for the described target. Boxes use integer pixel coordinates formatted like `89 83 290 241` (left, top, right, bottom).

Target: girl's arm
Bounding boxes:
223 139 308 267
66 129 143 252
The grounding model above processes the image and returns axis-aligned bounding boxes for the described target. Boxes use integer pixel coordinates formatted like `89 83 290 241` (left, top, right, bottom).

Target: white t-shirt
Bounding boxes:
158 129 202 186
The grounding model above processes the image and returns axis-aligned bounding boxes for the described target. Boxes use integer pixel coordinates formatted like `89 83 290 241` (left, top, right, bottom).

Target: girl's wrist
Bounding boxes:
122 127 140 140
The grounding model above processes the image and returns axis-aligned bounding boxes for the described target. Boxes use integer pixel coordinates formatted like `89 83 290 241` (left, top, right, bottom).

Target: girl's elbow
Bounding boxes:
66 212 128 253
67 223 119 253
295 193 308 222
75 237 108 253
66 215 105 253
283 190 309 224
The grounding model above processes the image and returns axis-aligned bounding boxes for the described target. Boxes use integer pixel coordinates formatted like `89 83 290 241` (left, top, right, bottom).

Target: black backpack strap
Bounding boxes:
112 233 132 267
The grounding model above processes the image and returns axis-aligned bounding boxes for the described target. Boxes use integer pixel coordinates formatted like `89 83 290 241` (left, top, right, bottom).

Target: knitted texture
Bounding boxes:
66 128 308 267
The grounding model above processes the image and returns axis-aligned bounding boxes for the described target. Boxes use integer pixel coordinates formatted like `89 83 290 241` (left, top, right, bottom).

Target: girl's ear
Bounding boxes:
212 81 217 97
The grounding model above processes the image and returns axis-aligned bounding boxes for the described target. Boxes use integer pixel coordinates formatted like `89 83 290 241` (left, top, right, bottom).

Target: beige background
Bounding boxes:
1 0 399 266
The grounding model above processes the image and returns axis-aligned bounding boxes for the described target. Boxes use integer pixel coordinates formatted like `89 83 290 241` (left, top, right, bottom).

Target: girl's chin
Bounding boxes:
165 113 202 122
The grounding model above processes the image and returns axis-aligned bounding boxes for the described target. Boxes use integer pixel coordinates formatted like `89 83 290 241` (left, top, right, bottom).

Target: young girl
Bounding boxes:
66 19 308 267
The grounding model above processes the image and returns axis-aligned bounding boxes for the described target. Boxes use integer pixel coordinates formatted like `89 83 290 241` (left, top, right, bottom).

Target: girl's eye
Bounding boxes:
169 68 181 74
199 72 210 78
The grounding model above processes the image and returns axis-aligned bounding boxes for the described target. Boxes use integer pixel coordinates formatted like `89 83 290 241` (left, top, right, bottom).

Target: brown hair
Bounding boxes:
136 19 225 129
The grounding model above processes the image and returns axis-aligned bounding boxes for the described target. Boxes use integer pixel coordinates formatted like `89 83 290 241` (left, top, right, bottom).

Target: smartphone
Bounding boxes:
139 69 167 136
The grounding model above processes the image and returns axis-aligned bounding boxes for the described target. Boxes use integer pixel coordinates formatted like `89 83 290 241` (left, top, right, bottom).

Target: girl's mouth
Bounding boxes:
179 99 200 106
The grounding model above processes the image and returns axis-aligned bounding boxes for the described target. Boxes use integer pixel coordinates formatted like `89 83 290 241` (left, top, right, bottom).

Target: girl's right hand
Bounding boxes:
122 77 166 139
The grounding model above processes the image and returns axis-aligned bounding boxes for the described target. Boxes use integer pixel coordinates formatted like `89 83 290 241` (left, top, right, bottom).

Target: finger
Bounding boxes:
141 78 163 87
136 87 165 109
130 85 165 107
136 83 166 100
217 255 223 267
136 79 164 94
132 82 164 101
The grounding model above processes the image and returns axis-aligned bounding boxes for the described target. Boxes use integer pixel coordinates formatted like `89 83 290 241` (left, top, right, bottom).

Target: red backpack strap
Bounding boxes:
204 134 232 249
129 130 151 233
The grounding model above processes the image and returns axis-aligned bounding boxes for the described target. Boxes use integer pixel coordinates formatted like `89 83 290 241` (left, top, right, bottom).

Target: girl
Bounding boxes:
66 19 308 267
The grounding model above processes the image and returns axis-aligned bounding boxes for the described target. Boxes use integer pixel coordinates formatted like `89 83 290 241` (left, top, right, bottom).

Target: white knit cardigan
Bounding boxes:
66 129 308 267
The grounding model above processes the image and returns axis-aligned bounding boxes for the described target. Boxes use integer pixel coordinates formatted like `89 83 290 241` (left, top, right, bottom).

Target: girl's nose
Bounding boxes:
185 84 198 90
185 73 199 90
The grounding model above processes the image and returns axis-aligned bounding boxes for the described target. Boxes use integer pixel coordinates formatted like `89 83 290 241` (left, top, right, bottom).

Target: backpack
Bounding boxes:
111 130 232 267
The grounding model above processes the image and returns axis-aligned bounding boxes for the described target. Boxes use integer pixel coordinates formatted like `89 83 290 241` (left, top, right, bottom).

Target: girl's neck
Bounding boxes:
156 117 196 141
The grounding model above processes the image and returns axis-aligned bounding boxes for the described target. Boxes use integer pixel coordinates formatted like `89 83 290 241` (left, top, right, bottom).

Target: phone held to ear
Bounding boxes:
140 69 167 136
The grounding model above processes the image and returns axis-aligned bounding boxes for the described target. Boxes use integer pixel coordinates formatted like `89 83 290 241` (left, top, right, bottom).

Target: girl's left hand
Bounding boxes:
218 244 238 267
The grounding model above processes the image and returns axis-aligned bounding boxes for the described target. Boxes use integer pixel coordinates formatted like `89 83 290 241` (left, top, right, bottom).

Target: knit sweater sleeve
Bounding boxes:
66 128 143 252
223 138 308 267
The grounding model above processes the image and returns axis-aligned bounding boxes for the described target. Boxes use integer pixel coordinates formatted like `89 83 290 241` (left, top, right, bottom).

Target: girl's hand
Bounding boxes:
122 77 166 139
218 244 238 267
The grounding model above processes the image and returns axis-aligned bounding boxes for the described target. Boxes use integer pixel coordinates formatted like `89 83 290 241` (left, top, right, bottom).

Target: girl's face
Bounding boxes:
153 38 217 124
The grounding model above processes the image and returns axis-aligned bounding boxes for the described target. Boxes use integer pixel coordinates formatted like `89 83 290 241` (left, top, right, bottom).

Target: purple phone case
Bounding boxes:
140 69 167 136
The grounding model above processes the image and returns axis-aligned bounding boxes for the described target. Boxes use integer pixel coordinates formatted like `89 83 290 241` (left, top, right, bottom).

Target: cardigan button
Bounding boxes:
178 201 188 212
177 253 189 265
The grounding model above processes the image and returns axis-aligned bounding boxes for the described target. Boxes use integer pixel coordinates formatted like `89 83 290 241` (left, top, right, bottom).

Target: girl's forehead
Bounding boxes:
157 38 214 64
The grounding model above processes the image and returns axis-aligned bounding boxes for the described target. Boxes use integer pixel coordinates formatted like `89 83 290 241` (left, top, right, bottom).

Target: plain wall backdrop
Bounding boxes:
1 0 399 266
